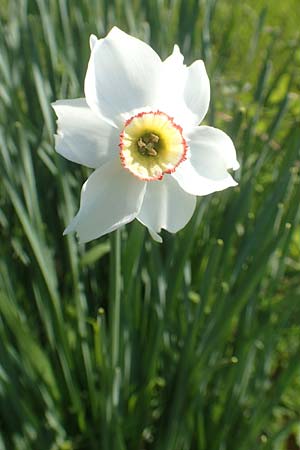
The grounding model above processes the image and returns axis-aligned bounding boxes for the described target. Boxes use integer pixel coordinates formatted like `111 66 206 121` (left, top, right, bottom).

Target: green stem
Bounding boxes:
110 228 122 368
109 229 123 449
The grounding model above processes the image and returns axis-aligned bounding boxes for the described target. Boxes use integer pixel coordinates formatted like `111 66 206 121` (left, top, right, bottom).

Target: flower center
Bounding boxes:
119 111 188 181
137 132 160 157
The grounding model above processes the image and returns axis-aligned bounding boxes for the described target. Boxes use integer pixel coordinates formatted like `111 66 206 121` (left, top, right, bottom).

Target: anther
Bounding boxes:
146 146 158 156
138 138 147 149
137 133 160 157
149 133 159 143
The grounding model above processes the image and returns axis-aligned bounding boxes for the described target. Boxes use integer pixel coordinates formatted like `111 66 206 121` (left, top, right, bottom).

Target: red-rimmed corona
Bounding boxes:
119 111 188 181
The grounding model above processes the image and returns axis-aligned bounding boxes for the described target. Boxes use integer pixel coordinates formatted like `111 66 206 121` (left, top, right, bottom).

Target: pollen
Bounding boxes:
119 111 188 181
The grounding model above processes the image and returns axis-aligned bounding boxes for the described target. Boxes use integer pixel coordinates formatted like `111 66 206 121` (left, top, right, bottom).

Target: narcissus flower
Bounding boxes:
52 27 239 243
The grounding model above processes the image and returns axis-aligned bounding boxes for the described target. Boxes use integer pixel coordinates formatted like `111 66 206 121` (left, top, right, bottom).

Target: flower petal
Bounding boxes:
173 126 239 196
155 45 188 124
89 34 98 51
65 159 146 243
157 46 210 128
148 228 163 243
183 60 210 125
160 45 187 95
84 27 162 124
52 98 119 168
137 175 196 238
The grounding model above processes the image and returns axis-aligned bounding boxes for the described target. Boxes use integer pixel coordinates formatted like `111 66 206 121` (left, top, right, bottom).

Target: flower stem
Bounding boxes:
108 229 122 449
110 228 121 369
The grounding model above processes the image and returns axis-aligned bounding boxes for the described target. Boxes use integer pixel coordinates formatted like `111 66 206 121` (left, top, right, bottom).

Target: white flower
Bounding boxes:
52 27 239 243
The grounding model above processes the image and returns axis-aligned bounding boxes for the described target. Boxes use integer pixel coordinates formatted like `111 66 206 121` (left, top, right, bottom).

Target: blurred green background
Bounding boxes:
1 1 300 449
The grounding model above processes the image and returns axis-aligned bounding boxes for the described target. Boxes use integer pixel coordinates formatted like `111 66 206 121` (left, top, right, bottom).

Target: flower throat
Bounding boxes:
137 132 160 157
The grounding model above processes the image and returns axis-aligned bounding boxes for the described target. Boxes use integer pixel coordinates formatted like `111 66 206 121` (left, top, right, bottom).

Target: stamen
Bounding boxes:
137 132 160 157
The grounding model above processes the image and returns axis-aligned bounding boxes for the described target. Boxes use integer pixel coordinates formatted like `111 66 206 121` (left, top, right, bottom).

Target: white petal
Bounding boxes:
52 98 119 168
137 176 196 238
173 126 239 196
162 45 185 82
155 45 188 124
190 125 240 170
65 159 146 243
84 27 162 124
156 46 210 128
89 34 98 50
183 60 210 125
148 228 163 243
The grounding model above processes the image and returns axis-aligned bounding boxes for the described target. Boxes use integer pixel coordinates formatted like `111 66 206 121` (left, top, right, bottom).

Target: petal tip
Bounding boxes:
149 228 163 243
232 160 240 171
107 26 124 40
63 218 77 236
173 44 183 59
63 226 71 236
89 34 98 50
51 100 59 110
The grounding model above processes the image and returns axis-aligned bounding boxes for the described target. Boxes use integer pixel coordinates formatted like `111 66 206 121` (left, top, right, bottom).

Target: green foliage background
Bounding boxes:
1 1 300 449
